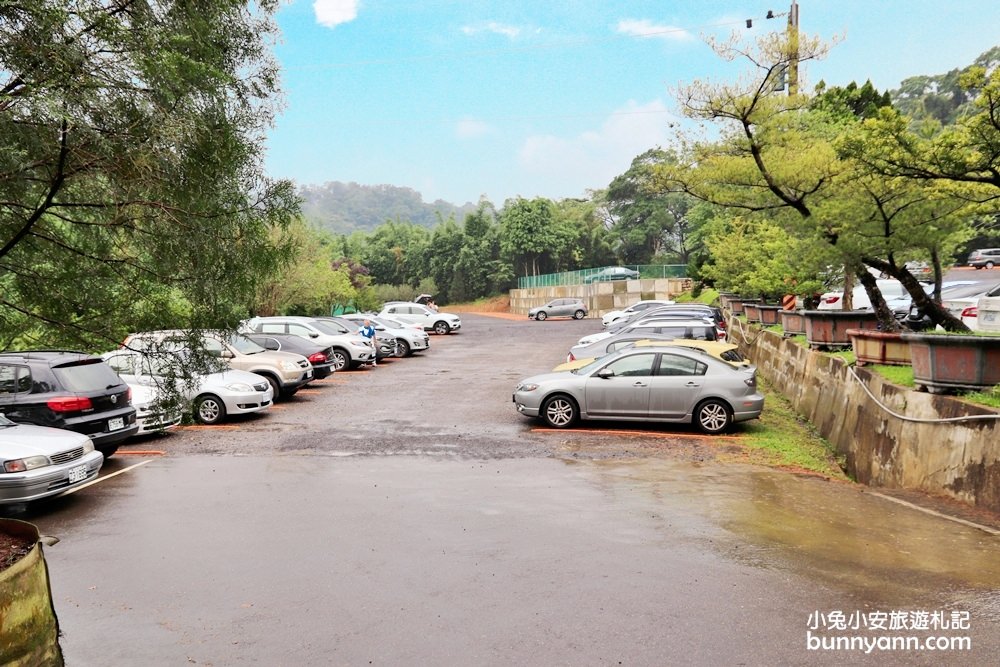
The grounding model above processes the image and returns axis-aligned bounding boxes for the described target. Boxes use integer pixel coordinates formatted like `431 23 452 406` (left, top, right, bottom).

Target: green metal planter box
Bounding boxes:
0 519 63 666
803 310 880 349
900 333 1000 393
847 329 911 366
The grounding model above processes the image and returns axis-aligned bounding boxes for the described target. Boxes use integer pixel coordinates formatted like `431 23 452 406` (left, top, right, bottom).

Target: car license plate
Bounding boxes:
68 465 87 483
108 417 124 431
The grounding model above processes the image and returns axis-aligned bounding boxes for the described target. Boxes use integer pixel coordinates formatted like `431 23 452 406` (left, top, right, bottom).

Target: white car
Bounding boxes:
339 313 430 357
129 383 183 434
379 302 462 335
245 316 374 370
577 318 720 347
102 350 274 425
0 415 104 504
817 279 907 310
601 299 675 327
976 283 1000 332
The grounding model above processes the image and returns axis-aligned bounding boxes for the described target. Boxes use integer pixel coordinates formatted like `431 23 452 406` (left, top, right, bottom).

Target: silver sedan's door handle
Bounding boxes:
686 382 700 387
633 381 647 387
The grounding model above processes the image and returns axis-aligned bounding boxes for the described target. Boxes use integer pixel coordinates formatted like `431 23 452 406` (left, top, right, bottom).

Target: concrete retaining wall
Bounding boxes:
510 278 692 318
737 325 1000 513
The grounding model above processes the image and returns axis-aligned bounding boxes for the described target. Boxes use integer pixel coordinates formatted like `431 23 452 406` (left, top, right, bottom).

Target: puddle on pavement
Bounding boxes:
571 458 1000 611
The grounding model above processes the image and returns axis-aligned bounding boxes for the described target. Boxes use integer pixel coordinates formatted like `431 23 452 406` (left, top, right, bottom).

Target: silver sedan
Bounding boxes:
513 346 764 434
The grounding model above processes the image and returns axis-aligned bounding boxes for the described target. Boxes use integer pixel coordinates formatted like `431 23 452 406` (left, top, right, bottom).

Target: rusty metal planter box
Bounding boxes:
757 305 781 326
780 310 807 337
729 298 760 316
900 333 1000 393
803 310 880 349
744 303 762 323
847 329 911 366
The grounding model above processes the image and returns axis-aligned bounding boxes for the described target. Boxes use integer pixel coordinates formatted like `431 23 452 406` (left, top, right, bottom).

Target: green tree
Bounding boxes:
427 217 465 303
0 1 296 350
255 220 358 316
498 197 559 277
605 149 698 264
659 32 972 330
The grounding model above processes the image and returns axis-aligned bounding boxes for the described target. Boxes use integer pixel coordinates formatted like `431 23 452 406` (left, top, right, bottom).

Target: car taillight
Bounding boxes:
717 320 726 328
824 295 841 304
744 373 757 388
126 386 131 403
47 396 93 412
568 352 575 361
961 306 978 318
308 352 328 363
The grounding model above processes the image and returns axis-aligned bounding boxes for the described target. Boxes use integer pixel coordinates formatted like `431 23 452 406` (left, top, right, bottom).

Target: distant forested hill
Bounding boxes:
890 45 1000 125
298 182 478 234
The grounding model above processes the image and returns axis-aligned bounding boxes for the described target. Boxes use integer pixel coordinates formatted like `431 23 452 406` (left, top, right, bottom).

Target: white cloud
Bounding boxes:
455 118 493 139
515 100 675 198
616 19 694 42
314 0 359 29
461 22 522 39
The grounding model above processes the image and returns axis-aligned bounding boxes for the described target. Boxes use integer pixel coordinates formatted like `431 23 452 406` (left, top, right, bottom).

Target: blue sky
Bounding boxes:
265 1 1000 206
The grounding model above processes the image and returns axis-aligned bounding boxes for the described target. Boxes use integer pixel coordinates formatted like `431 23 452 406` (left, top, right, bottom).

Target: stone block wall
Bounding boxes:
510 278 692 318
735 325 1000 513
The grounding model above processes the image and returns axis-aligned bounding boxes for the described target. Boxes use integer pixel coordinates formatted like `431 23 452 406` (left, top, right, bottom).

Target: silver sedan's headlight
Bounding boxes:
280 361 299 371
516 382 539 392
226 382 254 392
82 439 95 454
349 340 369 348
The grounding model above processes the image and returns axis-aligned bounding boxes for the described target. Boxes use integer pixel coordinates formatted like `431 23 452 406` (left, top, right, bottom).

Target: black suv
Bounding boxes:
0 351 138 457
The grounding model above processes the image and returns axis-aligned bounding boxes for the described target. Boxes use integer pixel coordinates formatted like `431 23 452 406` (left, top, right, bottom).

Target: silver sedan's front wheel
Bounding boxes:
542 395 577 428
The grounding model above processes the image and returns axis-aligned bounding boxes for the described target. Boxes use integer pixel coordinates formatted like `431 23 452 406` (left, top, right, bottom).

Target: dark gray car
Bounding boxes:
528 298 588 321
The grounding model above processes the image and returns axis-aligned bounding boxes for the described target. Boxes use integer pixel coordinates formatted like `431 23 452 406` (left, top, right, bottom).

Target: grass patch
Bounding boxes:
789 335 808 347
764 324 784 334
732 377 849 479
961 388 1000 409
869 365 916 388
674 288 720 305
826 349 856 364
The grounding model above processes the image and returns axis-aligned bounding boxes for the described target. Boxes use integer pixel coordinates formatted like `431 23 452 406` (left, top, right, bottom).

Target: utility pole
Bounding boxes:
787 0 799 96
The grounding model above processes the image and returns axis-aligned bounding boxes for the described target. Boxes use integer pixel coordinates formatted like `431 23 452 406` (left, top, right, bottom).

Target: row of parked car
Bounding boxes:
513 300 764 434
0 302 462 506
814 274 1000 331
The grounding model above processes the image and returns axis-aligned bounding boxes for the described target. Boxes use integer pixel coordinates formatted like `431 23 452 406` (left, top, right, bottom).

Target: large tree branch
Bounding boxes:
0 118 71 260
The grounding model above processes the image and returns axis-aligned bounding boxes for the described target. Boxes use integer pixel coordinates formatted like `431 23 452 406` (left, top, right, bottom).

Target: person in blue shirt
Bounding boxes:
359 318 377 366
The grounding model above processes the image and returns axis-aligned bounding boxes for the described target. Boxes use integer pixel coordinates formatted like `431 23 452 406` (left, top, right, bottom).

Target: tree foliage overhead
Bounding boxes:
1 1 297 350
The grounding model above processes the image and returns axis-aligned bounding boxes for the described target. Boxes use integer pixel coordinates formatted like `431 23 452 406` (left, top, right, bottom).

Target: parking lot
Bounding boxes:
10 314 1000 665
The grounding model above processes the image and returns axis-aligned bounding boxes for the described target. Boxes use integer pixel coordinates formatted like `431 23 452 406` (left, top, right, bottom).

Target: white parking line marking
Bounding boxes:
58 459 154 497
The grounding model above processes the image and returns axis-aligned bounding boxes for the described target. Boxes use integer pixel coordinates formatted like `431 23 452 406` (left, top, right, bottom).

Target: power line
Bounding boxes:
285 18 757 71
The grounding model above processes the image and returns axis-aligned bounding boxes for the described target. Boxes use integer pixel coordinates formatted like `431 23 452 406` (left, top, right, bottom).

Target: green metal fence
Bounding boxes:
517 265 687 289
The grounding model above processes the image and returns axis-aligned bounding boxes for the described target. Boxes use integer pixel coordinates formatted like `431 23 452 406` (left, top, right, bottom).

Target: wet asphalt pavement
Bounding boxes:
10 314 1000 665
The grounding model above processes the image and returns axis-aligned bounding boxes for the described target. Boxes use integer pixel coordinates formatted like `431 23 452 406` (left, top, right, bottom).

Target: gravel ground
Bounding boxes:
120 313 742 461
